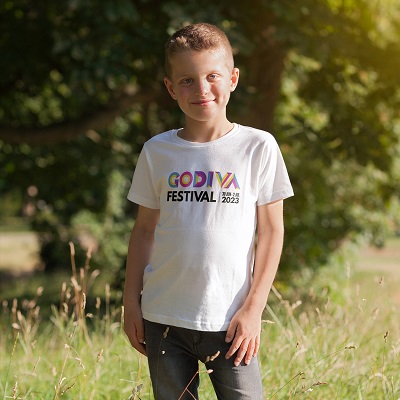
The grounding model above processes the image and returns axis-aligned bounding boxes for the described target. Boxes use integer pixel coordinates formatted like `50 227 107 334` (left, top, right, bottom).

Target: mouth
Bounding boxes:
191 99 215 106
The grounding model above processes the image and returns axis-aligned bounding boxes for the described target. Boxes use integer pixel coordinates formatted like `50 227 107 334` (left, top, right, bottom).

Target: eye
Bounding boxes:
179 78 193 85
208 74 218 80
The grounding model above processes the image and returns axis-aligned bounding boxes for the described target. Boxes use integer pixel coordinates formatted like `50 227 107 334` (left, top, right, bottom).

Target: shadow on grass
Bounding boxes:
0 267 121 326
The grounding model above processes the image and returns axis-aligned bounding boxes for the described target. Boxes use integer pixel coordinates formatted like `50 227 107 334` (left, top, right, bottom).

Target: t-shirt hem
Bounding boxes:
257 188 294 206
127 193 160 209
142 311 230 332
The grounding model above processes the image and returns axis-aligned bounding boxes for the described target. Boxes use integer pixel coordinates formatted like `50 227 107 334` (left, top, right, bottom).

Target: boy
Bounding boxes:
124 23 294 399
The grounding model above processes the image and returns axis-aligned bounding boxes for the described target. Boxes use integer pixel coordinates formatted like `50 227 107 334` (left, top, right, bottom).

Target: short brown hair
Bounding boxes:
164 23 234 78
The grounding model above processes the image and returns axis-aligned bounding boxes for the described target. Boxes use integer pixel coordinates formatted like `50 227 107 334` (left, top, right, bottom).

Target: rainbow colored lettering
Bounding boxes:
168 171 240 189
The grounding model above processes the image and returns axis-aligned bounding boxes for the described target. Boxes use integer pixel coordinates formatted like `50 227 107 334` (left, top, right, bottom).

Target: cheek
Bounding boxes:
217 82 233 97
175 87 190 99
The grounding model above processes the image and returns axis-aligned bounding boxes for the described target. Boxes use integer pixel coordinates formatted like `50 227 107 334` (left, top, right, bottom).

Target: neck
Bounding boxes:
179 118 234 143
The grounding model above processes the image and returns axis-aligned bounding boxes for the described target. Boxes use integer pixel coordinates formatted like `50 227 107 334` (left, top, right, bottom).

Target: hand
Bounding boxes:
225 306 261 366
123 302 147 356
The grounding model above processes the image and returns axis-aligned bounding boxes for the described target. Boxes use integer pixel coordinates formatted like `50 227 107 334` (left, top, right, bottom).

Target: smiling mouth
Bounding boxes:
192 99 214 105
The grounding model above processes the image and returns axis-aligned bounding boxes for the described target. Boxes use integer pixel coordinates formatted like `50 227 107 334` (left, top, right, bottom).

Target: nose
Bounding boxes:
195 79 210 96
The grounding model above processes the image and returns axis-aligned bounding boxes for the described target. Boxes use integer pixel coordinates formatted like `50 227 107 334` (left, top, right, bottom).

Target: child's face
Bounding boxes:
164 49 239 126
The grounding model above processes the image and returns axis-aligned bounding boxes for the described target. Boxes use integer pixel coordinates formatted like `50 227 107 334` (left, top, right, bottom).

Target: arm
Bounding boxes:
123 205 160 356
225 199 285 366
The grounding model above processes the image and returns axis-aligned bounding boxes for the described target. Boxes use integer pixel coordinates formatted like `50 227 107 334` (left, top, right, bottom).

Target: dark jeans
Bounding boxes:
144 320 264 400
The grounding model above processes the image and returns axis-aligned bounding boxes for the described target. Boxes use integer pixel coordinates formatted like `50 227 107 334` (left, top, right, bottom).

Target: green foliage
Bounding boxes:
269 0 400 269
0 0 145 125
0 0 399 275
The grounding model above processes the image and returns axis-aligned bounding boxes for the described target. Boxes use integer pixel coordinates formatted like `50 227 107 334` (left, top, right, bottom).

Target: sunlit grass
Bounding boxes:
1 241 399 399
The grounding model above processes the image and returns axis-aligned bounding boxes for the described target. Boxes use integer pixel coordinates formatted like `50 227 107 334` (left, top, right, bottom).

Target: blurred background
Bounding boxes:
1 0 399 289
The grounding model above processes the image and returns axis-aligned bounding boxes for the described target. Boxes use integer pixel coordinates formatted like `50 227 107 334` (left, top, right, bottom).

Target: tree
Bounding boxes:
1 0 399 276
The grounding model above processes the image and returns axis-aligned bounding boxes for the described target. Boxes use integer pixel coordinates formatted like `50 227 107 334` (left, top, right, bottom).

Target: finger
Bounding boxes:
125 322 148 356
225 322 237 343
134 341 148 357
225 338 241 359
130 332 147 356
136 318 145 344
253 335 260 357
135 320 148 356
234 339 250 366
244 339 256 365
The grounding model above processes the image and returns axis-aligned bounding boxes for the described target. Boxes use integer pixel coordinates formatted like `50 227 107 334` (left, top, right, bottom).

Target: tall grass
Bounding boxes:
0 242 399 399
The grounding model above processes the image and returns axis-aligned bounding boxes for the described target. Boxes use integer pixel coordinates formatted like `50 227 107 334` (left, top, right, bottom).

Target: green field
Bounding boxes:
0 238 399 399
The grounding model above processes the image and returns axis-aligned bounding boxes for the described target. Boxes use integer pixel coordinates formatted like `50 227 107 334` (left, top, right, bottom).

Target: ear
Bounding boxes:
164 77 177 100
230 67 240 92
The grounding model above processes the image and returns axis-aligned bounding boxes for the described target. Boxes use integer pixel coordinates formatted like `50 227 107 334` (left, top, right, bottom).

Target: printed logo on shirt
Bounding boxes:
166 170 240 204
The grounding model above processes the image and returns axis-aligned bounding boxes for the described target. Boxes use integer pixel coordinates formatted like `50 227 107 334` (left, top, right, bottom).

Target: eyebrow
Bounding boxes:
173 67 225 78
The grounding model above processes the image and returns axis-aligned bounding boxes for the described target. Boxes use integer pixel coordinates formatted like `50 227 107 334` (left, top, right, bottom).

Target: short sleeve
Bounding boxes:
127 146 160 209
257 137 294 206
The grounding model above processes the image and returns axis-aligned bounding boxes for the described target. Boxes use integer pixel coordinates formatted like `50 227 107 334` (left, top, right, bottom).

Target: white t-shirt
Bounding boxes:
127 124 294 331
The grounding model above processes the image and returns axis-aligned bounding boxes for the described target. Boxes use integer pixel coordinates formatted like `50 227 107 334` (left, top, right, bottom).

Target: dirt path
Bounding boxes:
354 237 400 306
355 237 400 274
0 231 40 275
1 231 399 276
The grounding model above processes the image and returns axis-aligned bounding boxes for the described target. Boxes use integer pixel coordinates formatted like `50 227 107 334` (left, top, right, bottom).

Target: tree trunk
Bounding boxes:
237 29 286 132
